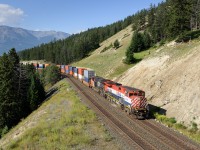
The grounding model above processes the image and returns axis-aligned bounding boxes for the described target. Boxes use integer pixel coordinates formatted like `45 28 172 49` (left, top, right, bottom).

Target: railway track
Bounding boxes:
66 75 200 150
139 120 200 150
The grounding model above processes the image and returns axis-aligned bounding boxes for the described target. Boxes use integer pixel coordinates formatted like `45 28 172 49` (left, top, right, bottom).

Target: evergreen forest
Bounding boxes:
0 49 61 137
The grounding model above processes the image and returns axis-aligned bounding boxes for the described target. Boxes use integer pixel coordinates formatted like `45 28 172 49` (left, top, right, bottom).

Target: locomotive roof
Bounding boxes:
106 81 122 86
94 76 105 80
122 86 144 92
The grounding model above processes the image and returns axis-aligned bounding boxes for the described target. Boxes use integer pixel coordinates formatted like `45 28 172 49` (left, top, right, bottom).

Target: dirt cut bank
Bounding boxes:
117 40 200 127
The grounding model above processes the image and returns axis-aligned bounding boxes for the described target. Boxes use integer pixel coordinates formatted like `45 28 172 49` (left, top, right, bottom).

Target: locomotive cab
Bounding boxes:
124 87 148 119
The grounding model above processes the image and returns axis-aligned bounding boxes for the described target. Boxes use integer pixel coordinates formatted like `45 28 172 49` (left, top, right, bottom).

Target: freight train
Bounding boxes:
25 62 149 119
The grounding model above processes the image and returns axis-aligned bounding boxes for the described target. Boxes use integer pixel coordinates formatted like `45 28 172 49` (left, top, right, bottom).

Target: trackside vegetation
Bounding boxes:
3 80 118 149
151 109 200 144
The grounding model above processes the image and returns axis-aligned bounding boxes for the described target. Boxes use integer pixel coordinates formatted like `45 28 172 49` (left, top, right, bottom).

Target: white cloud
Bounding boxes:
0 4 24 26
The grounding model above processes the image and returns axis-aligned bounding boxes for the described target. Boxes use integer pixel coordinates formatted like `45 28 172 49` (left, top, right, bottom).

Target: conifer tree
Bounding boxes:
0 53 19 128
44 65 61 86
168 0 192 37
143 31 152 49
125 47 135 64
27 73 45 111
129 31 144 52
113 39 120 49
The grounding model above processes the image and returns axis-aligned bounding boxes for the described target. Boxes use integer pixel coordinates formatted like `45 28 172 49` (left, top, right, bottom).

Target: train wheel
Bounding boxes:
125 108 130 115
127 109 131 115
121 104 124 110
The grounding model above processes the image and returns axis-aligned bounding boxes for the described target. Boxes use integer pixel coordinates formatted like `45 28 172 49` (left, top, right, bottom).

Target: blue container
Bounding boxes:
38 64 44 68
69 66 73 71
84 70 95 78
84 77 90 83
74 68 78 73
72 67 76 73
61 65 65 69
66 70 69 74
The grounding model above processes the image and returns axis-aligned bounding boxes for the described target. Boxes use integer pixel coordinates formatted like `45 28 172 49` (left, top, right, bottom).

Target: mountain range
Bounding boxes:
0 26 70 55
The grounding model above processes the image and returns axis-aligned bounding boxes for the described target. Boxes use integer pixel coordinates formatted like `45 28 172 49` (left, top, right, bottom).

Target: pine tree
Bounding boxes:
18 64 36 116
44 65 61 86
27 73 44 110
0 53 19 128
129 31 144 52
113 39 120 49
143 31 152 49
27 74 39 111
168 0 192 37
125 47 135 64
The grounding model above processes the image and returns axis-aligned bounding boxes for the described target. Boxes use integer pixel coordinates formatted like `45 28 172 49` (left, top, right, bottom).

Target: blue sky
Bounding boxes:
0 0 164 34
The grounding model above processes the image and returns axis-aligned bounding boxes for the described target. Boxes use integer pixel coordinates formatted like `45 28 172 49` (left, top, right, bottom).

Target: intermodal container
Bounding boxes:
33 63 38 68
70 66 76 76
69 66 73 75
73 68 78 78
84 77 90 83
84 70 95 79
78 68 85 81
61 65 65 73
65 65 70 74
44 64 50 68
38 64 44 68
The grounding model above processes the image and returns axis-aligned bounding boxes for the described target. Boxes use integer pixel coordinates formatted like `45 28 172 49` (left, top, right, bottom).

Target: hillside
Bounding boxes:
116 40 200 126
73 25 134 79
0 80 122 149
73 25 200 128
0 26 70 54
1 24 200 148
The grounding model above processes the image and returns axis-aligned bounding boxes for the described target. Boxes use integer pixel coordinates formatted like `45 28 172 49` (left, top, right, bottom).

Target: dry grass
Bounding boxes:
72 25 134 79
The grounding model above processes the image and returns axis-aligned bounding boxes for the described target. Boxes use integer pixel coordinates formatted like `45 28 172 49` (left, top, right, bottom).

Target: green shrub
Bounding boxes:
1 126 8 137
100 43 113 53
189 122 198 133
174 123 187 130
168 117 177 124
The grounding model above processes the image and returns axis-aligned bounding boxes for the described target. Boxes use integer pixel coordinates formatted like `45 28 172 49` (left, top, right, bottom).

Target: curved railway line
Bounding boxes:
66 75 200 150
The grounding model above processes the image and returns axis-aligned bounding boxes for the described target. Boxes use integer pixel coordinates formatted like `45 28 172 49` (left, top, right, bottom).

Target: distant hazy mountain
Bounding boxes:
0 26 70 55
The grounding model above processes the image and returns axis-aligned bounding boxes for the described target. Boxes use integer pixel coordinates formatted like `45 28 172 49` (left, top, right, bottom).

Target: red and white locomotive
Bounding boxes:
91 76 149 119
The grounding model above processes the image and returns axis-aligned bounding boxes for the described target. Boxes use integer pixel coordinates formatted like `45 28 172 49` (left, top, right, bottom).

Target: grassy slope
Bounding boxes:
0 80 120 149
73 25 135 79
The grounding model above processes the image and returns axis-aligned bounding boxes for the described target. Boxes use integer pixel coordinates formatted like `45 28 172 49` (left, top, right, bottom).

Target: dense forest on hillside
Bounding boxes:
19 0 200 64
0 49 45 137
0 49 62 137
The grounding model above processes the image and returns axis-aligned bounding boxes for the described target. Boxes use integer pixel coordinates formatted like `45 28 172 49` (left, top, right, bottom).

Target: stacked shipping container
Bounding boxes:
38 64 44 69
33 63 38 69
65 65 70 74
61 65 65 73
44 64 50 68
78 68 85 81
73 67 78 78
83 70 95 86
